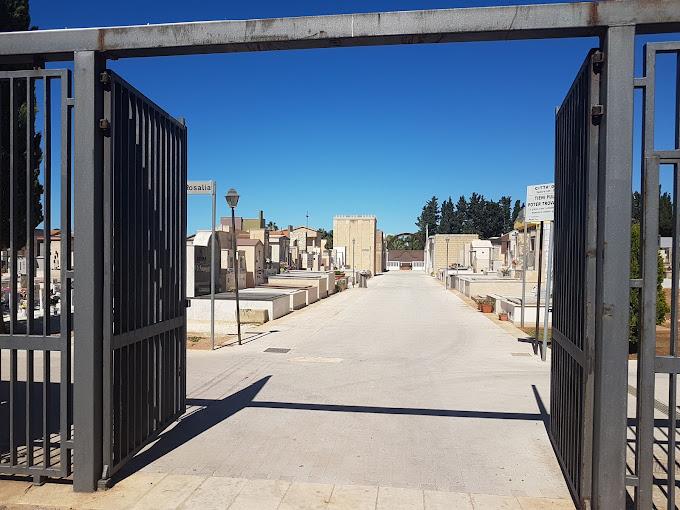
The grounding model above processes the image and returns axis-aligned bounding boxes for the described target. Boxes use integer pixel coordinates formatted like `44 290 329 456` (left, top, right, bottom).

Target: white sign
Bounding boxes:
526 183 555 222
187 180 215 195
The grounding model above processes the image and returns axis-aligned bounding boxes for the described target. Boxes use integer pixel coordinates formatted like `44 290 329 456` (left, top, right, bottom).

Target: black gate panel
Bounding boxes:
101 70 187 482
0 69 74 480
551 49 601 508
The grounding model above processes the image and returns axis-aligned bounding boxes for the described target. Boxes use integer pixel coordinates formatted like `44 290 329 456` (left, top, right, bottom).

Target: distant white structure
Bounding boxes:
463 239 493 273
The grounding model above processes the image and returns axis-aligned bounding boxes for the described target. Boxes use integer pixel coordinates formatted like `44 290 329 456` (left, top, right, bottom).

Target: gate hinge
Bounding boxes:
591 105 604 125
99 118 111 137
592 50 605 74
99 71 111 88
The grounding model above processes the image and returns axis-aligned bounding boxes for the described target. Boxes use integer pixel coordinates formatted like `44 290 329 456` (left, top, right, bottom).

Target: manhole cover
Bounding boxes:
511 352 532 357
265 347 291 353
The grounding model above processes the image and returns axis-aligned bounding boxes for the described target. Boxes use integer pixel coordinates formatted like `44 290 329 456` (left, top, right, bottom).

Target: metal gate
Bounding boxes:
550 49 601 508
0 69 74 481
100 70 187 485
627 42 680 510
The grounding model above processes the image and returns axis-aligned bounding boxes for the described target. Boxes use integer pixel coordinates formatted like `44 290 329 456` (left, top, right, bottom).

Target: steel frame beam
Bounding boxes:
72 50 105 493
0 1 678 61
592 25 635 510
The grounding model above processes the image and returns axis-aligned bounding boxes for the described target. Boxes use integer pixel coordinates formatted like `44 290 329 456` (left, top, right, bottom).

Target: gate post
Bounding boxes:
591 25 635 509
73 50 106 492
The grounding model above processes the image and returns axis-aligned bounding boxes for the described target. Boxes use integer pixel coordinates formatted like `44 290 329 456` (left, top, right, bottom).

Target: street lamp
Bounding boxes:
445 237 450 289
352 238 356 288
225 188 242 345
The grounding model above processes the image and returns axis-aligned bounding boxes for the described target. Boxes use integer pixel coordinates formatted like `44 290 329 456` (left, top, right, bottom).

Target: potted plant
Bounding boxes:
480 297 494 314
498 311 509 321
472 296 483 311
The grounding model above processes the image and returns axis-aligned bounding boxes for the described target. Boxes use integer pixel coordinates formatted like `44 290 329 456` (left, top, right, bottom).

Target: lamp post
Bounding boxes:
352 238 356 287
445 237 450 289
225 188 242 345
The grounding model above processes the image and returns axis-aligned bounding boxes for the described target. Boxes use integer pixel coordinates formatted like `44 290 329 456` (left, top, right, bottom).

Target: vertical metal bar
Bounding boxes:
8 78 17 466
180 119 187 412
9 78 17 335
668 163 679 510
211 181 215 350
151 109 159 431
580 51 601 504
73 50 105 493
667 50 680 510
536 221 544 346
521 220 528 328
232 207 242 345
542 221 554 361
59 69 73 475
42 76 52 468
43 78 51 336
42 350 50 468
25 76 35 467
101 68 113 480
592 25 635 509
635 43 657 510
143 101 150 439
9 336 16 465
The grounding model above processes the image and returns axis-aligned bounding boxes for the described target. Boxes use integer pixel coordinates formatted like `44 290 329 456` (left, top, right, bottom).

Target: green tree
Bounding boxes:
1 0 43 254
659 191 673 237
631 190 672 237
629 222 669 351
0 1 43 334
317 228 333 249
467 193 485 235
479 199 505 238
266 221 278 231
385 234 405 250
451 195 468 234
415 196 439 245
511 200 522 226
0 1 30 32
499 195 512 233
439 197 455 234
631 191 642 224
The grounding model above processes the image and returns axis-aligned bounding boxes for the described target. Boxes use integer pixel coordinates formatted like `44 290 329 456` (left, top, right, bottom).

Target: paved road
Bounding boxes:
3 271 573 509
140 272 568 494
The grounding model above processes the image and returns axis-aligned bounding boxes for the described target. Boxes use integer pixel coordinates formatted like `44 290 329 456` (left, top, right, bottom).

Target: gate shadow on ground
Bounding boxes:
115 376 552 486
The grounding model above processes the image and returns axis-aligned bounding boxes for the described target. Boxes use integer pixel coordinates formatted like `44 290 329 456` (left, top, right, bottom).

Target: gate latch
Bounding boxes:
591 105 604 125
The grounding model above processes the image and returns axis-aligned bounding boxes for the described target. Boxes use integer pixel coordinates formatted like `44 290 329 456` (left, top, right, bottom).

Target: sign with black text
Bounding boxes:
187 180 215 195
526 183 555 222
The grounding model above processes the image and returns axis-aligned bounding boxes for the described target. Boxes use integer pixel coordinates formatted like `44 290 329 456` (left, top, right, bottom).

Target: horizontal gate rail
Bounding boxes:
100 69 187 485
0 68 74 481
0 1 679 60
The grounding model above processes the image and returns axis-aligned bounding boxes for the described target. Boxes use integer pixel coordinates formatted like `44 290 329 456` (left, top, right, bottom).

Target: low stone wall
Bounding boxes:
494 296 552 326
268 276 328 299
452 275 523 298
187 294 290 334
249 287 307 311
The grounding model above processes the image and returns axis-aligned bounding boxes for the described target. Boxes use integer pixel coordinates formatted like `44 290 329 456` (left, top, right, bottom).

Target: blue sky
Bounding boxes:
31 0 680 234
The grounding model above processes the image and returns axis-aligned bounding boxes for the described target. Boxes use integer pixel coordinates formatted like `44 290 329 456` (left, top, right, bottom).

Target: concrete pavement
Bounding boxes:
0 271 573 509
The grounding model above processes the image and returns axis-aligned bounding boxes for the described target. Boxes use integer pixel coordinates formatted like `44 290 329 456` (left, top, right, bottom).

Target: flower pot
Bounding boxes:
481 303 493 314
498 312 509 321
477 303 483 311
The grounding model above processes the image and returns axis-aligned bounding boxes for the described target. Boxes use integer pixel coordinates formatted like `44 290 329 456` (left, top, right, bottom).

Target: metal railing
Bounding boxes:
550 49 600 508
100 70 187 485
629 41 680 510
0 69 74 481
